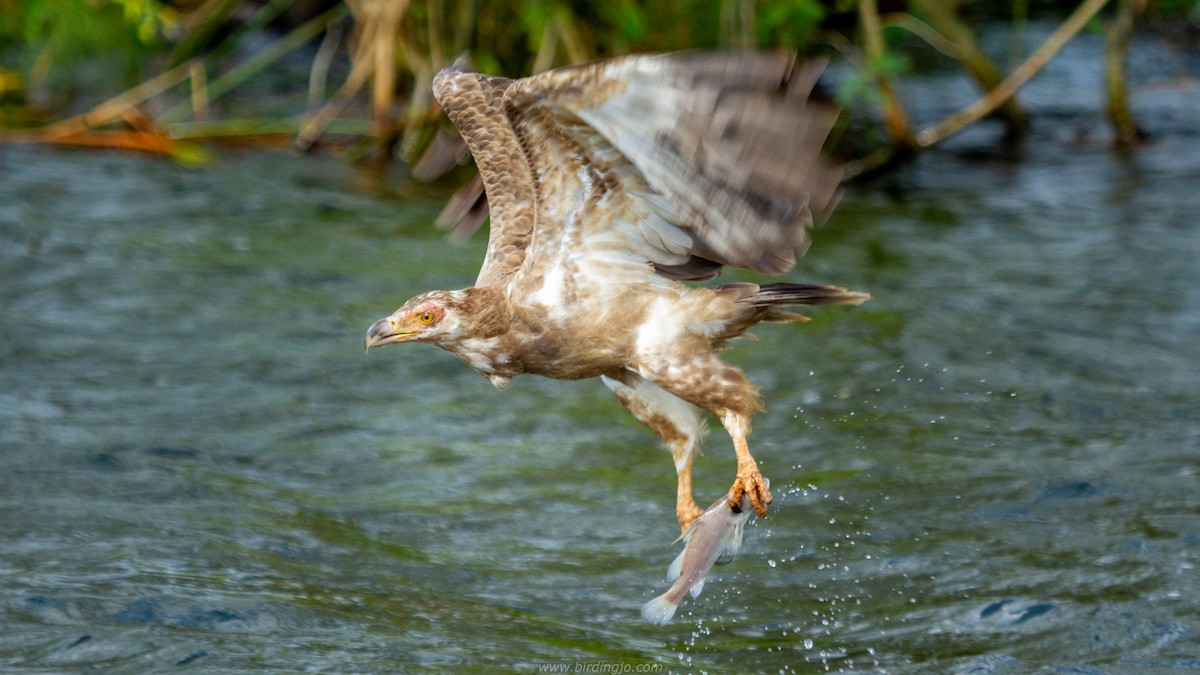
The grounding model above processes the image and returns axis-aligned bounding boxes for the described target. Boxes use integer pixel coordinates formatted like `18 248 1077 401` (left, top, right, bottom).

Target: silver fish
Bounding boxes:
641 492 752 625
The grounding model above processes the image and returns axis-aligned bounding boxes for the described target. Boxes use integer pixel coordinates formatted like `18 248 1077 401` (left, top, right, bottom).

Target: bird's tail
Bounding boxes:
711 282 869 337
748 282 870 308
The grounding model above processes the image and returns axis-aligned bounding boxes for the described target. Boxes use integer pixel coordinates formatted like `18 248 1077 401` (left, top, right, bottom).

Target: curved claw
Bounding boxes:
730 466 772 517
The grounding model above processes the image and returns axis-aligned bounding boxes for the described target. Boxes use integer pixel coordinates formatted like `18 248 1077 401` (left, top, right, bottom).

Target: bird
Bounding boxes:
364 51 868 532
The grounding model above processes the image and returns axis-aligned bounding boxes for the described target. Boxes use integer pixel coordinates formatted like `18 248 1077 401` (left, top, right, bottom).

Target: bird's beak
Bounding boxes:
364 316 413 352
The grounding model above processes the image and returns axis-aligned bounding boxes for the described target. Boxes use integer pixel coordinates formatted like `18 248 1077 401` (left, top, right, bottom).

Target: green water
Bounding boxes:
3 59 1200 675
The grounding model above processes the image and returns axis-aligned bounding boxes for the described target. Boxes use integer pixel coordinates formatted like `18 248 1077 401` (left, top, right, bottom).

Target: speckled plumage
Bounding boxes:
366 51 868 530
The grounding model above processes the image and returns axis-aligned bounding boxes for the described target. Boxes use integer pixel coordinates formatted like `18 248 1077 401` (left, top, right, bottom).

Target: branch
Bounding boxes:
44 61 196 137
917 0 1112 147
880 13 964 60
160 3 349 124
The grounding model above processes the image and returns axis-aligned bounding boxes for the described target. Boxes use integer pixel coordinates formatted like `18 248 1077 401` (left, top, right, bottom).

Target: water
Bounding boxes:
3 43 1200 674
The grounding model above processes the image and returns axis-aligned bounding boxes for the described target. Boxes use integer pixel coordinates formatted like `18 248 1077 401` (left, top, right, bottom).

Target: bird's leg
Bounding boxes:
671 442 705 531
723 411 772 517
633 338 770 522
602 373 706 532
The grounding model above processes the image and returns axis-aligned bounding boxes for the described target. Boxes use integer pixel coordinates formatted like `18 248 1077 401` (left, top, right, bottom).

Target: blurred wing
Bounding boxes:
504 51 841 287
503 95 697 307
432 66 535 288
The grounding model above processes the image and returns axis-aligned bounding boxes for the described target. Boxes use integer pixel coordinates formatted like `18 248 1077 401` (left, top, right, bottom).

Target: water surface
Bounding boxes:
2 39 1199 674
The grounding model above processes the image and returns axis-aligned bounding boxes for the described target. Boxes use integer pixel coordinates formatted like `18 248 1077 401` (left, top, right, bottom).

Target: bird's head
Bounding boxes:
364 290 466 351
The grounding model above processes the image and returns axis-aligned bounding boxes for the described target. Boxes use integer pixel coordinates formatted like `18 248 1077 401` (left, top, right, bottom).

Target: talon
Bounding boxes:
732 465 772 517
728 483 746 511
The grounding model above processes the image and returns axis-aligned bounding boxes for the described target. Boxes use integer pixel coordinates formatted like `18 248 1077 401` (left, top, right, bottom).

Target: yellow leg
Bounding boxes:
602 372 707 532
674 453 705 532
725 412 772 517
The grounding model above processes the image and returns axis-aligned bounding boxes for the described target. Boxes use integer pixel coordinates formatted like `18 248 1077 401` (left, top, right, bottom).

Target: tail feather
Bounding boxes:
711 281 868 341
748 282 870 307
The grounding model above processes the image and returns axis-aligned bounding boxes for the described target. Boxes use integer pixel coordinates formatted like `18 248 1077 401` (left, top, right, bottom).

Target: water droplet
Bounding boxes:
803 638 814 650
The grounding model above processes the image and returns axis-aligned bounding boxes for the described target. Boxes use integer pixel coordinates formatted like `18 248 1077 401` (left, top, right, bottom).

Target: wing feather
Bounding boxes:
502 99 684 307
434 52 841 306
432 66 534 288
503 51 841 276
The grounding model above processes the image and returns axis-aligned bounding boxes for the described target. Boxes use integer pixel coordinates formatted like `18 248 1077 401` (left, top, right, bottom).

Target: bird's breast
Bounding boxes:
448 336 510 375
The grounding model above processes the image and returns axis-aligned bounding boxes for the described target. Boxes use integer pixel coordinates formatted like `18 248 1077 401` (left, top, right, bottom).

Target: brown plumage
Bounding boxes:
365 51 868 531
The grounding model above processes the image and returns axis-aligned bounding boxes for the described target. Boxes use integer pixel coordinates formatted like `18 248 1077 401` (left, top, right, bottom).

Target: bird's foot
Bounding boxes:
677 503 705 533
729 461 772 517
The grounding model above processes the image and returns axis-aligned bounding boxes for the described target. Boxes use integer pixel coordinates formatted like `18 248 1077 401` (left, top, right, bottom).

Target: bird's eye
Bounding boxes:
418 311 435 325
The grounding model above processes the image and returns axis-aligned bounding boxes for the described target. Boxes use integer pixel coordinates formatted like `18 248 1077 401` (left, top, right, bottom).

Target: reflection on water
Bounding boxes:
3 42 1199 675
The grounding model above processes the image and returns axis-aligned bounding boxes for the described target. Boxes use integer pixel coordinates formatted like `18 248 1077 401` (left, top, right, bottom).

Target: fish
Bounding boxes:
641 491 753 625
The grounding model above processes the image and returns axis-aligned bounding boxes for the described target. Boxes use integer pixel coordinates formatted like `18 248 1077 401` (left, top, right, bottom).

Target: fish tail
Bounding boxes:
641 593 679 625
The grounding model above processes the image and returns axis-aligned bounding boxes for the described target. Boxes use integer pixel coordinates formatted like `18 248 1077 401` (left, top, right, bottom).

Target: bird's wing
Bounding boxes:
432 66 535 288
502 51 842 295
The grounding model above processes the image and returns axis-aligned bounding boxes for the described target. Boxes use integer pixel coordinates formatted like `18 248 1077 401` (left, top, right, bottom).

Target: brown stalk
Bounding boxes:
918 0 1113 147
1105 0 1147 146
909 0 1028 135
858 0 916 150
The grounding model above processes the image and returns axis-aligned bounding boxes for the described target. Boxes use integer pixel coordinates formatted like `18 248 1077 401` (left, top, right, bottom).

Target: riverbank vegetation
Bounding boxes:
1 0 1197 172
